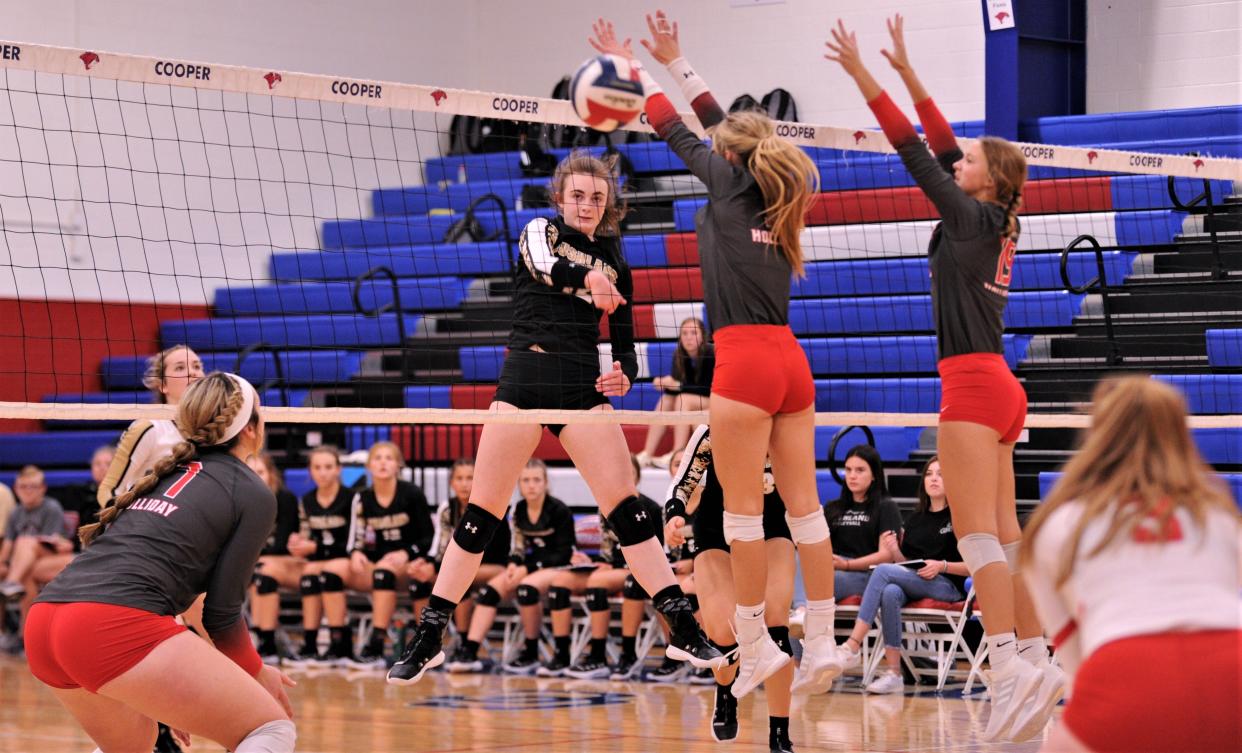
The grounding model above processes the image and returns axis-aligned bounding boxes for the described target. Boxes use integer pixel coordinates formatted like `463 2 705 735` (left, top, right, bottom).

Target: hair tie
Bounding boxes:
220 373 258 443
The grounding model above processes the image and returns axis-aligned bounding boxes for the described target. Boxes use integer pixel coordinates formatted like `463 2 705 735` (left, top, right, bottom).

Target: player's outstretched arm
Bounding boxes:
881 14 958 156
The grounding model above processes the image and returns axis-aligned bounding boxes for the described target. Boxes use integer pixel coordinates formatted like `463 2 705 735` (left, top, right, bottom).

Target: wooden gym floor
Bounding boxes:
0 655 1053 752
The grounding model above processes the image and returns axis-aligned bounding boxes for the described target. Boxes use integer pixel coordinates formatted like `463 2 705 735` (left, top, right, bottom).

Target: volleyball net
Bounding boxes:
1 39 1239 486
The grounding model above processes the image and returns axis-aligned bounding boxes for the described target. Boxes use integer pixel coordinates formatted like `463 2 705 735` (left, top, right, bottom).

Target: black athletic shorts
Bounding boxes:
692 465 792 554
494 350 609 436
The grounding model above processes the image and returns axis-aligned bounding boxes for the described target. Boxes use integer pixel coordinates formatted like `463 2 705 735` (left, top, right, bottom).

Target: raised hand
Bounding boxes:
824 19 866 78
589 18 634 59
880 14 911 73
640 10 682 65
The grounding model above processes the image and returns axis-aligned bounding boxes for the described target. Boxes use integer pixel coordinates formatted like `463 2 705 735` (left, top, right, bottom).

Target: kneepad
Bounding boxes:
606 495 661 547
452 503 503 554
299 574 322 596
547 586 571 611
475 584 501 607
1003 541 1021 574
409 580 432 600
685 593 699 613
319 572 344 592
622 574 648 601
237 718 296 753
957 533 1007 575
516 584 541 606
585 587 611 612
722 511 764 544
253 574 279 595
372 569 396 591
785 510 830 546
768 625 793 657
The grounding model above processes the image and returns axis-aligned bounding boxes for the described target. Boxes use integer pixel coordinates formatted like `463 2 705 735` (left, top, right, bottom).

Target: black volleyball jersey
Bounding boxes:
432 497 512 566
37 451 276 645
349 480 434 562
666 424 782 518
261 488 300 556
512 216 638 383
298 485 355 561
508 494 575 571
896 140 1016 360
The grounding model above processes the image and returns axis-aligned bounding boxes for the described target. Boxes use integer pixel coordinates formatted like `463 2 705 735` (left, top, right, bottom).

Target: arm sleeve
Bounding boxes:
1023 510 1081 677
664 57 726 128
202 484 276 676
913 97 958 157
509 513 527 567
348 494 366 553
660 119 743 200
608 263 639 383
431 502 451 562
534 503 576 570
664 424 711 521
895 139 981 238
679 352 714 396
519 218 591 290
97 420 155 507
405 486 435 560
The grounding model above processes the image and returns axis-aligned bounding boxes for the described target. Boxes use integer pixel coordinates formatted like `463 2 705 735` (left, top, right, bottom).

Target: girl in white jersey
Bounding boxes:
1022 376 1240 753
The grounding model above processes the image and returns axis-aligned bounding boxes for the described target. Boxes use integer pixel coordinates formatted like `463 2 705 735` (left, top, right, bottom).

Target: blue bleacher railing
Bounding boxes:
461 193 514 279
828 425 877 487
1061 234 1122 366
1166 159 1226 280
352 265 408 345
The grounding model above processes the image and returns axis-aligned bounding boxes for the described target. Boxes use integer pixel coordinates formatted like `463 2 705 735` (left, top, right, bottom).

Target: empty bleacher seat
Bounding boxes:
0 431 120 467
1155 374 1242 414
1040 471 1242 509
102 351 363 390
213 278 469 316
1206 329 1242 367
271 241 513 281
163 313 421 351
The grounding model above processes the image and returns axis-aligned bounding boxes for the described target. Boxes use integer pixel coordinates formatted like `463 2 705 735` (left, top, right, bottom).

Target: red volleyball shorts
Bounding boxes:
25 601 187 693
1063 630 1241 753
937 353 1027 443
712 324 815 415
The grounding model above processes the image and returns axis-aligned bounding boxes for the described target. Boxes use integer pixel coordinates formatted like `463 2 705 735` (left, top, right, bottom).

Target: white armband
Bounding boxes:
666 57 709 103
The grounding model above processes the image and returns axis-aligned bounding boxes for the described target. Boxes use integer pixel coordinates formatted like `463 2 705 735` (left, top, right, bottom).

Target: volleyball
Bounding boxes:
569 54 645 132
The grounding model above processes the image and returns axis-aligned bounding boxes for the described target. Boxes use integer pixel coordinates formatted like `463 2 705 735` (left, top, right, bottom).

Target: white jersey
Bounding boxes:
96 419 185 507
1025 500 1241 676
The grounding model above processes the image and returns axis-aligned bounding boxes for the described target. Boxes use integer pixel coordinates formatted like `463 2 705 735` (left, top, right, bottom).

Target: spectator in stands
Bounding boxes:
246 452 304 664
1022 377 1239 752
419 459 512 642
287 446 358 667
445 459 574 674
636 317 714 468
335 441 433 669
835 455 968 694
825 445 901 600
0 466 68 600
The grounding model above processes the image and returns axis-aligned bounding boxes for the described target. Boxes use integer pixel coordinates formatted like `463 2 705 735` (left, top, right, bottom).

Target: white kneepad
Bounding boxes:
235 719 297 753
722 512 765 544
1002 541 1021 574
956 533 1007 575
785 510 830 545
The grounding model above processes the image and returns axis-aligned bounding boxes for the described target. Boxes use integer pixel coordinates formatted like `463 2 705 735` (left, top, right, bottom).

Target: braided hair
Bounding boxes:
978 136 1027 239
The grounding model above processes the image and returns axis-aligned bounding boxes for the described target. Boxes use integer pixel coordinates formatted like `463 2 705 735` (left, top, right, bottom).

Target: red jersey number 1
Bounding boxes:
994 237 1017 287
165 461 203 499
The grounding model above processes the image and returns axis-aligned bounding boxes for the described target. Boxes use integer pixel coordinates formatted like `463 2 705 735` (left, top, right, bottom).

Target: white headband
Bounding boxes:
220 373 259 443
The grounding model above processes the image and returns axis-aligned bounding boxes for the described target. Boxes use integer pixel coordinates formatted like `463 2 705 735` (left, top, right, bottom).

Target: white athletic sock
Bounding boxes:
803 598 836 641
735 603 766 644
987 632 1018 669
1018 636 1049 665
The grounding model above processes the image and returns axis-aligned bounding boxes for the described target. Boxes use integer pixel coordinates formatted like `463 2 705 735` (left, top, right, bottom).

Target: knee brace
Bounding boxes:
768 625 793 657
785 509 830 546
516 584 541 606
475 584 501 607
452 503 503 554
622 574 648 601
253 574 279 595
585 587 611 612
685 593 699 613
409 580 432 600
957 533 1007 575
722 511 764 544
1003 541 1021 574
299 574 322 596
606 495 662 546
547 586 571 611
236 718 296 753
371 569 396 592
319 572 344 592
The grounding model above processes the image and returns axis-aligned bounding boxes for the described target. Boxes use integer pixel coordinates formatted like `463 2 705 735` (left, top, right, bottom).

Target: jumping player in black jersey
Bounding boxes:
338 441 434 669
25 372 296 753
286 445 357 667
388 150 721 685
596 12 841 698
826 15 1062 741
665 425 796 752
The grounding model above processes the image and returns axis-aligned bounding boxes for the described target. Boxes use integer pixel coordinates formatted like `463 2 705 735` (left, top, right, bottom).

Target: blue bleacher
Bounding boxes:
163 313 422 351
1039 471 1242 509
814 378 941 413
0 431 120 467
1193 428 1242 465
214 278 468 316
1206 329 1242 367
1021 105 1242 145
271 241 513 281
814 426 926 463
285 466 370 498
0 469 94 489
787 291 1084 335
1113 176 1234 210
1156 375 1242 414
102 351 362 390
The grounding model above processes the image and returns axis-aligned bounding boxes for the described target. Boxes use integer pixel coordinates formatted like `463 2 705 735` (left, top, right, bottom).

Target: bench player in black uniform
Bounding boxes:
285 446 357 667
25 372 296 753
388 151 721 684
247 452 302 664
827 15 1059 741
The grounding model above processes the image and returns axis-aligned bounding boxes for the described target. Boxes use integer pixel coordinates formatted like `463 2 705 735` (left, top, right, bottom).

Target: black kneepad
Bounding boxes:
452 503 503 554
768 625 793 657
319 572 344 592
409 580 432 599
475 584 501 607
372 569 396 591
515 584 541 606
585 587 611 612
622 574 648 601
685 593 699 613
299 574 322 596
547 586 571 611
607 496 662 547
253 573 279 595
